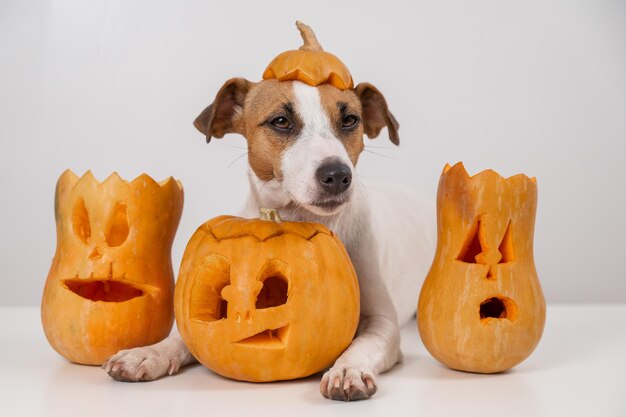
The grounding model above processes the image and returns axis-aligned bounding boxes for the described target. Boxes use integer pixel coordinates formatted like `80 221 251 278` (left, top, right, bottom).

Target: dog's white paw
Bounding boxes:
102 346 183 382
320 365 377 401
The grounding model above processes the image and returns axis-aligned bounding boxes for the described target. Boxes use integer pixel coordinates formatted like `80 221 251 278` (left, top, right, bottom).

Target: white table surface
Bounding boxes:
1 305 624 417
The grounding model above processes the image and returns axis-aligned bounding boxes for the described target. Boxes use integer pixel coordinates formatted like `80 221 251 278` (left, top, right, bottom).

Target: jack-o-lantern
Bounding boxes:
175 210 360 382
418 163 546 373
41 170 184 365
262 21 353 90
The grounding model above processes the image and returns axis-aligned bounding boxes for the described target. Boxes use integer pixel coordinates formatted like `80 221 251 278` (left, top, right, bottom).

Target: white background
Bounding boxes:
1 0 625 305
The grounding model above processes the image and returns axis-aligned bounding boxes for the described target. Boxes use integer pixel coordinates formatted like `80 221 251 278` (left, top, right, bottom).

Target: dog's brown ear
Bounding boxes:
354 83 399 145
194 78 251 143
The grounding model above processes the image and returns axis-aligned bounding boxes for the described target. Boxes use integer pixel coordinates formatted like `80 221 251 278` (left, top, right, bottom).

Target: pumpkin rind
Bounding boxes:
417 162 546 373
41 170 183 365
175 215 360 382
263 50 353 90
262 21 354 90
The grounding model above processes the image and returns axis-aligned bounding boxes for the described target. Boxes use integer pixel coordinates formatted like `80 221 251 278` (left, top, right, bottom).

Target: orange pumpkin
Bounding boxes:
174 210 360 382
41 170 183 365
418 163 546 373
262 21 353 90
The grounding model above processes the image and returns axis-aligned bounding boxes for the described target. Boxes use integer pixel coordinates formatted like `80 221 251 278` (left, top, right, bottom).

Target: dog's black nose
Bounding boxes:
316 161 352 195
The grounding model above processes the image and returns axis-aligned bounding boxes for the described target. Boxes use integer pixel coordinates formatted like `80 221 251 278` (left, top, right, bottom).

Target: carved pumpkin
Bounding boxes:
174 211 360 382
262 21 353 90
41 170 184 365
418 163 546 373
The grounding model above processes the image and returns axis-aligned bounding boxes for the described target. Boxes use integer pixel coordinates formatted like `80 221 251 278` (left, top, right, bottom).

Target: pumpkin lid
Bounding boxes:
262 21 354 90
201 215 332 242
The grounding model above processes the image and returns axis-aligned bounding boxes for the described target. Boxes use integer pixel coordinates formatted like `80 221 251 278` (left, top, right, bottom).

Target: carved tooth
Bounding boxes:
57 169 79 188
443 162 471 180
101 172 124 187
74 170 98 189
443 163 535 186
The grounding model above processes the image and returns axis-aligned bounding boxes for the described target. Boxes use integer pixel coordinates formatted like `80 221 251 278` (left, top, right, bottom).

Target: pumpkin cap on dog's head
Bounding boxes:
262 21 354 90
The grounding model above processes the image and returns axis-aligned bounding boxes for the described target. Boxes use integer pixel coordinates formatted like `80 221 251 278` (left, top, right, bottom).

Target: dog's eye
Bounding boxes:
270 116 292 131
342 115 359 129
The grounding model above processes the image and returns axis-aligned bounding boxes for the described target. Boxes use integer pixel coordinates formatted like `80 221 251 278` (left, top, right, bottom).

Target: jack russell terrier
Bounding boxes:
103 77 435 401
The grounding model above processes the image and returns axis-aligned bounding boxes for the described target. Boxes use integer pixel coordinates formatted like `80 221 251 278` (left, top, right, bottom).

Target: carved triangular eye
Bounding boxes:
457 219 484 263
498 221 515 263
458 219 516 265
72 198 91 245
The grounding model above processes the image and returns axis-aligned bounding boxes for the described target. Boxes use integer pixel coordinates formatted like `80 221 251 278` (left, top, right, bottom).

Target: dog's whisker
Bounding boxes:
358 181 370 200
364 145 396 149
216 142 248 150
227 152 249 168
257 181 269 198
278 88 291 103
363 149 404 162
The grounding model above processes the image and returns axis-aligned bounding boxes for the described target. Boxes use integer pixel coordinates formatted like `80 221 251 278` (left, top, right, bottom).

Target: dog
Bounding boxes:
103 77 436 401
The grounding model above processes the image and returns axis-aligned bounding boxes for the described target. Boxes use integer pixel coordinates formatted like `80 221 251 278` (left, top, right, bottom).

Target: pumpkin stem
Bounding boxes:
296 20 323 51
259 207 282 223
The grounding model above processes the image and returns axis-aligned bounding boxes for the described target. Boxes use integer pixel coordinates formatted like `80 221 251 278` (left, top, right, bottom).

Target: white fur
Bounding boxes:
280 82 354 215
103 81 436 402
247 173 436 325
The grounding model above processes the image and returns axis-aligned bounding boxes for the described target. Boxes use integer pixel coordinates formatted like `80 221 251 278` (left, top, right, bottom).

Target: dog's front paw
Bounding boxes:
102 346 182 382
320 365 377 401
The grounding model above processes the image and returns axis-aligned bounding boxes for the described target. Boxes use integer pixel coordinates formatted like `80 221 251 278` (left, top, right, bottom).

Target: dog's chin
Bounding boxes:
302 198 349 216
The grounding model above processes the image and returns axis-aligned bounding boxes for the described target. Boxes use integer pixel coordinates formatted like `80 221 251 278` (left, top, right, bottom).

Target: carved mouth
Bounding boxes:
234 325 290 349
63 278 144 302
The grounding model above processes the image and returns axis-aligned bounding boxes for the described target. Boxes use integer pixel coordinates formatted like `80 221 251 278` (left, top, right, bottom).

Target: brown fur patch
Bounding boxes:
316 84 365 166
240 80 303 181
354 83 399 145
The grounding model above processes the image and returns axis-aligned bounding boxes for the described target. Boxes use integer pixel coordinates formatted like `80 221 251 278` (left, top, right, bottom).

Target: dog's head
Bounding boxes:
194 78 398 216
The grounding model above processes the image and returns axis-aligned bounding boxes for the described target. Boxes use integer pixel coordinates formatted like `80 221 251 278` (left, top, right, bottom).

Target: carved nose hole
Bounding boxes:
479 297 517 321
88 248 101 260
72 198 91 244
106 202 129 247
256 276 288 309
